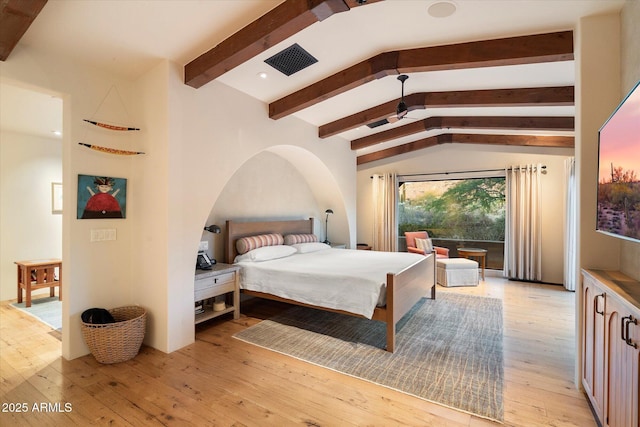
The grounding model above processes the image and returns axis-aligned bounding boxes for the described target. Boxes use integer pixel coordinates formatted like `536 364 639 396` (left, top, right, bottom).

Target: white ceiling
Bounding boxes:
0 0 627 153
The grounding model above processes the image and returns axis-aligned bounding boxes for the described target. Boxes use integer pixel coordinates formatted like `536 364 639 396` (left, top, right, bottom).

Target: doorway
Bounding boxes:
0 82 63 335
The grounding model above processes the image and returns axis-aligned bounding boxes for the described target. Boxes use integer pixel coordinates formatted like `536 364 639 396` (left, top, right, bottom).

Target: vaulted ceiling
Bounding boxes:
1 0 627 164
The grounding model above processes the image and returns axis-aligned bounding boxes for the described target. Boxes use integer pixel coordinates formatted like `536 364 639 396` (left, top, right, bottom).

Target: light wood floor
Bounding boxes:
0 276 595 426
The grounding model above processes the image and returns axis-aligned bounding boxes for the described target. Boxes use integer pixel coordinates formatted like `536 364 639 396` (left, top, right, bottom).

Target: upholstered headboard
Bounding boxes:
224 218 314 264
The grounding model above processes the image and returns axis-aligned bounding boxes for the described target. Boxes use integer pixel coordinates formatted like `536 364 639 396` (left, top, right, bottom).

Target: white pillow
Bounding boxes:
415 237 433 253
291 242 331 254
234 245 297 262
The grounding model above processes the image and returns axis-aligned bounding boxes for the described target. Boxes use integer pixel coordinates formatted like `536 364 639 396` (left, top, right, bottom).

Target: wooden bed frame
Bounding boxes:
224 218 436 352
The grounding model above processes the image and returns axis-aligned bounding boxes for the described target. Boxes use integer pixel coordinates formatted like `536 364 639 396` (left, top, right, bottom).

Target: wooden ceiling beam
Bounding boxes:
356 134 575 165
0 0 48 61
351 116 575 150
184 0 383 88
341 0 385 7
357 135 443 165
321 86 574 138
270 31 573 119
451 133 574 147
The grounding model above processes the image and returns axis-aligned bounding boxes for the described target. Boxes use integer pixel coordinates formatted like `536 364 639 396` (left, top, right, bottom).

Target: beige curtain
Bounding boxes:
504 164 542 281
372 173 397 252
563 157 577 291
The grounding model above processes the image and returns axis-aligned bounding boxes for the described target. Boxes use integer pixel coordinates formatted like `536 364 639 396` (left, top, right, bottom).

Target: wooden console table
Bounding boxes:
15 259 62 307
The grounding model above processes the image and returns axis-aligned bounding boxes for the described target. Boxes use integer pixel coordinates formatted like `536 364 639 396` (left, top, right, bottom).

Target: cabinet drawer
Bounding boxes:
195 272 235 301
195 272 234 290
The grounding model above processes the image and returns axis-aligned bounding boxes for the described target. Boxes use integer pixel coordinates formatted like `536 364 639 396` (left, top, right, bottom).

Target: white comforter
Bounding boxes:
235 248 425 319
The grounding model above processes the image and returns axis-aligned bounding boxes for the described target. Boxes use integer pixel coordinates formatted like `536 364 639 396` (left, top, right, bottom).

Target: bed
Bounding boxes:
224 218 436 352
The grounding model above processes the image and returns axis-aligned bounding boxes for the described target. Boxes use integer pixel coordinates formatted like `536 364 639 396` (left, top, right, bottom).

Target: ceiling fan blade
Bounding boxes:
396 101 408 119
370 75 411 126
386 113 419 124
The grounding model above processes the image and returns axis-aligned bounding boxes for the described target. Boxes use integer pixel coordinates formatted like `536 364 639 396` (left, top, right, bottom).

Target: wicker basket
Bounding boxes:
81 305 147 364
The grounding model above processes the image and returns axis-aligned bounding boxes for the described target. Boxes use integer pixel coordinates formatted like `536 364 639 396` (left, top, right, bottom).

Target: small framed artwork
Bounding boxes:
77 174 127 219
51 182 63 214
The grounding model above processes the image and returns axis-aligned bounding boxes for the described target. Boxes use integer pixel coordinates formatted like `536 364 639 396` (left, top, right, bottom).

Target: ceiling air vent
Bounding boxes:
264 43 318 76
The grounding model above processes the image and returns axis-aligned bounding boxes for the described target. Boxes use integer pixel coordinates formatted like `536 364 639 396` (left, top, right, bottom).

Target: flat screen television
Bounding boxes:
596 80 640 243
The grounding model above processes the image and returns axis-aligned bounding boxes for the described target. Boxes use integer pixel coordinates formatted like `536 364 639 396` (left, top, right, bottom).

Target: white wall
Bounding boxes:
0 131 62 300
619 0 640 281
357 144 573 285
205 150 325 262
130 60 171 352
576 13 622 273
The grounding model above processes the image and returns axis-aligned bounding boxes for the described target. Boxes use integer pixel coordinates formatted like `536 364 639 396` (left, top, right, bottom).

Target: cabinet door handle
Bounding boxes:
594 293 605 316
622 316 629 342
622 315 638 348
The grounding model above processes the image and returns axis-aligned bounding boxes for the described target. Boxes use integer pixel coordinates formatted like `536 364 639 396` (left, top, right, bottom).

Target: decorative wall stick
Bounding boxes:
78 142 145 155
83 119 140 131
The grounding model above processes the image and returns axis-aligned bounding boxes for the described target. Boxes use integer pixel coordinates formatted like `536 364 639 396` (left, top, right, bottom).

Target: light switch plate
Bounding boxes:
91 228 117 242
90 229 100 242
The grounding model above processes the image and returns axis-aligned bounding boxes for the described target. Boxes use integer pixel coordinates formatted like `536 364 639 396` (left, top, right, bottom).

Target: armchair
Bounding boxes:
404 231 450 259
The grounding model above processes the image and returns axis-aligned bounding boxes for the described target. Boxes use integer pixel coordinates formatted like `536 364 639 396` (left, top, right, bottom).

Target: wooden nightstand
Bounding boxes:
194 263 239 325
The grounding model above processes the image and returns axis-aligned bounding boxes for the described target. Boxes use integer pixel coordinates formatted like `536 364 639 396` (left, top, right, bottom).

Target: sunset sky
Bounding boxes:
598 83 640 183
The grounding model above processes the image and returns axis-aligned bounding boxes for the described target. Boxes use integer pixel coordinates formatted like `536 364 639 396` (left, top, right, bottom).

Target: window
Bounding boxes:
398 176 506 268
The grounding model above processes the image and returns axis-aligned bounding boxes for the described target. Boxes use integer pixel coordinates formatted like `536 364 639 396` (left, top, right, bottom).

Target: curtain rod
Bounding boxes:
372 165 547 179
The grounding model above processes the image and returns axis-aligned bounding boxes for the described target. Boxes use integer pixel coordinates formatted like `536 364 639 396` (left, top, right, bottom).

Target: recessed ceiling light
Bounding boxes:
428 1 457 18
52 130 62 136
257 72 268 79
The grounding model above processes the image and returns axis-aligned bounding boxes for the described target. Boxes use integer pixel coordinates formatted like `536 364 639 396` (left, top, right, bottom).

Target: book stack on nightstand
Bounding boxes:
194 302 204 316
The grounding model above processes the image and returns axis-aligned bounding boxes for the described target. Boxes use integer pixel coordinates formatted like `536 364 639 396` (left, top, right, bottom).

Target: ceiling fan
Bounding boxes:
396 74 409 120
366 74 417 129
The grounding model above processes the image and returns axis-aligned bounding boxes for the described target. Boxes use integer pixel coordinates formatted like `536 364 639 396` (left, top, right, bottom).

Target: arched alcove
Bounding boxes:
201 146 352 262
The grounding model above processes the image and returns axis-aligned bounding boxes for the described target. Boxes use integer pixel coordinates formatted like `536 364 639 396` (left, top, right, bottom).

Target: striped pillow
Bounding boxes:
236 233 284 254
284 233 318 245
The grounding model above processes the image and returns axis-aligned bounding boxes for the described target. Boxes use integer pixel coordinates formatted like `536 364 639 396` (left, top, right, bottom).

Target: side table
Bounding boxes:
457 248 487 280
15 259 62 307
194 263 240 325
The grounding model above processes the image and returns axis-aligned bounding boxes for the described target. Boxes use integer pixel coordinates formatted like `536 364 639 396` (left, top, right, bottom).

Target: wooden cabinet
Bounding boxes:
194 263 239 325
582 272 606 421
605 293 639 427
582 269 640 427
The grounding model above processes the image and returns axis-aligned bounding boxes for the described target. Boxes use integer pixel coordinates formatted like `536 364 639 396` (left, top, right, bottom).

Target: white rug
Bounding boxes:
11 296 62 330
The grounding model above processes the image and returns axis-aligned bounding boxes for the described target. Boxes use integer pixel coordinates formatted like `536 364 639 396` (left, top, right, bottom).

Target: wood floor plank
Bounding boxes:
0 277 595 426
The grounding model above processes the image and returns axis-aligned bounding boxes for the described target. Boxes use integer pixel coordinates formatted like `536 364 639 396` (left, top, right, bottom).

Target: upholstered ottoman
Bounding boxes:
436 258 479 287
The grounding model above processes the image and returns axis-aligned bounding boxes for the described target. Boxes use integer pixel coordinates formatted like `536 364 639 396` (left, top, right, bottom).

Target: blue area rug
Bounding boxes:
234 293 504 422
11 296 62 330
